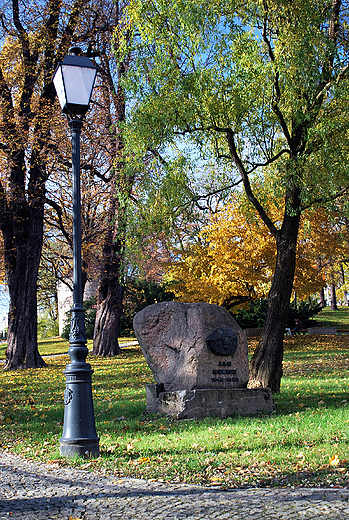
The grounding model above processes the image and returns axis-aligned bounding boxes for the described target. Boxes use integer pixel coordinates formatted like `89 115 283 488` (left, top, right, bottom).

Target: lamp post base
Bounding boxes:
60 438 100 458
60 356 99 459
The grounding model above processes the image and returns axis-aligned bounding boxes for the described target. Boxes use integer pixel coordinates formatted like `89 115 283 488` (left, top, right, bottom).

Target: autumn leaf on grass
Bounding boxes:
138 457 150 464
329 455 340 467
209 476 223 486
295 452 305 467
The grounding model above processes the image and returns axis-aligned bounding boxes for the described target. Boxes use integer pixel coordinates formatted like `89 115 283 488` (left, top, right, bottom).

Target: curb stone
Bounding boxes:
1 452 349 519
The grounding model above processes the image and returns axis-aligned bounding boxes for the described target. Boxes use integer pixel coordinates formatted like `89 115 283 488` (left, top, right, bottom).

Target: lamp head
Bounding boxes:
53 45 98 118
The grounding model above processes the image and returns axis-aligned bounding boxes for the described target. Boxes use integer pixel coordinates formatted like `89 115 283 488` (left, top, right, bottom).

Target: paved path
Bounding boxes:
1 452 349 519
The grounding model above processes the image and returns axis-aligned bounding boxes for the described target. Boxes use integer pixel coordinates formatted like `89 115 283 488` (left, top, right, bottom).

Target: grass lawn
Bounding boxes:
314 306 349 330
0 336 137 360
1 332 349 488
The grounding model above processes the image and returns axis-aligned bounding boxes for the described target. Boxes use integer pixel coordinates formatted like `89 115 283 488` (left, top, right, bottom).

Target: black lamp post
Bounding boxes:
53 46 99 458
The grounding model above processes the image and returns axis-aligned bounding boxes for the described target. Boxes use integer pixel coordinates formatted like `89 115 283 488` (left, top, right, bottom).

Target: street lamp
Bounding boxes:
53 46 99 458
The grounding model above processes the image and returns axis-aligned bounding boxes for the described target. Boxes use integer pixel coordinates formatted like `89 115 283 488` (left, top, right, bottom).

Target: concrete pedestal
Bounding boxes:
146 384 274 419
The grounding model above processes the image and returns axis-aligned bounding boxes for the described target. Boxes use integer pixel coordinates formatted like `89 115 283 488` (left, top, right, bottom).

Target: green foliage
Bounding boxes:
61 297 97 340
287 300 322 328
120 279 176 335
123 0 349 206
37 315 59 340
230 299 268 329
231 298 322 329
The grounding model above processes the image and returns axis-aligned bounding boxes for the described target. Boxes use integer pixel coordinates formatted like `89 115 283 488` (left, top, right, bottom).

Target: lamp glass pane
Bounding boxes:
62 65 97 106
53 67 67 109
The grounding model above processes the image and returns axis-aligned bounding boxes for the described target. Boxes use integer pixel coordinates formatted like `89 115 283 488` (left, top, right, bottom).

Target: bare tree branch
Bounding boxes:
45 198 71 243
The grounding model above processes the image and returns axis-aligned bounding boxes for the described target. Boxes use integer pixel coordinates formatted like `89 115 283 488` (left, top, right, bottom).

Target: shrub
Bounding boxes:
38 315 59 339
230 299 268 329
230 297 322 330
119 279 176 336
287 299 322 328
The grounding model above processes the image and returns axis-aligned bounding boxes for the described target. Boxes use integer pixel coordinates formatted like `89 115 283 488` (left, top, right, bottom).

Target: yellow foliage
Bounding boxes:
298 208 349 290
166 196 276 308
166 198 344 308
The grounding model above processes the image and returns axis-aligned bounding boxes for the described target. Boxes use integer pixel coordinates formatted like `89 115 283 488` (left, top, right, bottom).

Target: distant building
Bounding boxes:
57 279 98 335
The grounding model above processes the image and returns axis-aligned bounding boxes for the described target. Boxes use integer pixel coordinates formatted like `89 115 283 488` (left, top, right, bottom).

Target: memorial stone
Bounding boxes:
133 301 274 419
133 301 249 391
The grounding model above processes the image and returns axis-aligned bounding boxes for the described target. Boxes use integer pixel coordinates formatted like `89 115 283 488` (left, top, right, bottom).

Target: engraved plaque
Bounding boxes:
206 327 238 356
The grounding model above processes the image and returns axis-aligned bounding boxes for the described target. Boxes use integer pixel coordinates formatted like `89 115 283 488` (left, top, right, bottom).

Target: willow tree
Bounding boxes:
123 0 349 391
0 0 92 369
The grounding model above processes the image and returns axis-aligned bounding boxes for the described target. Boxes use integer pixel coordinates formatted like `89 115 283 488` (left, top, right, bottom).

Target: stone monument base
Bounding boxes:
146 384 274 419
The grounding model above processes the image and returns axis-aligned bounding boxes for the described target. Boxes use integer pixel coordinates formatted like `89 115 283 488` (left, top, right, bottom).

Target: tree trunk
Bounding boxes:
250 213 300 393
92 22 133 356
92 193 124 357
330 284 338 310
319 287 326 307
93 285 124 356
3 211 46 370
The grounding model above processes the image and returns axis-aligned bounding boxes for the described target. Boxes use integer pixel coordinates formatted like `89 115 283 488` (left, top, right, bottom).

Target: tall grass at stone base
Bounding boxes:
1 331 349 488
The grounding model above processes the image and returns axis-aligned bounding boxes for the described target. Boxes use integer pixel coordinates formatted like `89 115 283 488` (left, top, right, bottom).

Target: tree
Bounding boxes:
166 198 344 309
166 195 276 308
39 0 146 357
44 133 108 310
307 208 349 307
90 0 135 356
37 246 60 332
0 0 97 369
123 0 349 391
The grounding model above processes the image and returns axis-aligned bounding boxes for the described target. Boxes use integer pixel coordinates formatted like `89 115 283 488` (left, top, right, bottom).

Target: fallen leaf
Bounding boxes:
138 457 150 464
296 452 304 458
329 455 340 467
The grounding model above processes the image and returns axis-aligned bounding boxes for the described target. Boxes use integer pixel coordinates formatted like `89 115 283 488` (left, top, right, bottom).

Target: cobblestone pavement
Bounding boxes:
1 452 349 519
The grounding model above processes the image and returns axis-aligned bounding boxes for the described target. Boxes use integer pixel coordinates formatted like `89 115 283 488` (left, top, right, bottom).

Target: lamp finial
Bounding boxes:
69 46 82 56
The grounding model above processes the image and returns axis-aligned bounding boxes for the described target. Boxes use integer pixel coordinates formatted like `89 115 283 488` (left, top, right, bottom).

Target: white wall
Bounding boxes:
57 279 98 335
